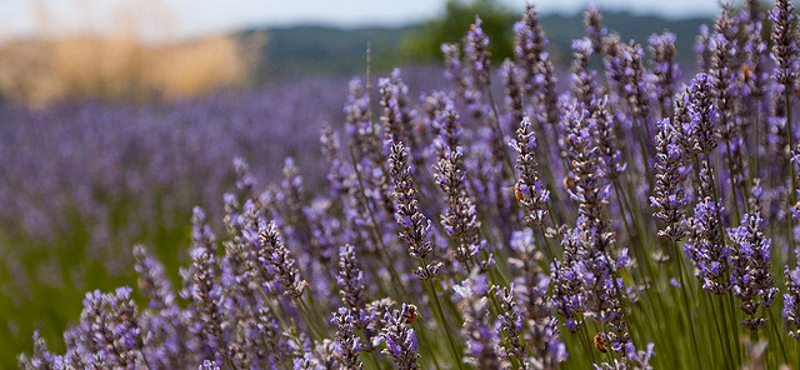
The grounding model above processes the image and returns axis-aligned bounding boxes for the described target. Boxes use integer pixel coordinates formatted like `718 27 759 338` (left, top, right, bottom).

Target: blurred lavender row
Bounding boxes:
0 69 440 269
0 78 337 271
0 70 437 359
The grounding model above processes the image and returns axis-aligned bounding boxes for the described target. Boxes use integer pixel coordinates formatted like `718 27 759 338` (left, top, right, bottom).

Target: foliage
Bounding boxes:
400 0 517 62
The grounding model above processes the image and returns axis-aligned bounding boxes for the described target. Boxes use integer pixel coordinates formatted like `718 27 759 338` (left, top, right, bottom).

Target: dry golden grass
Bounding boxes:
0 0 264 105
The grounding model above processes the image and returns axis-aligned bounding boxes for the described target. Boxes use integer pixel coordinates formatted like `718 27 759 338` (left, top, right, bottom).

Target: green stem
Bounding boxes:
724 142 741 221
349 145 411 302
672 240 701 367
767 307 789 365
485 87 517 181
260 288 303 349
786 90 797 267
427 279 464 370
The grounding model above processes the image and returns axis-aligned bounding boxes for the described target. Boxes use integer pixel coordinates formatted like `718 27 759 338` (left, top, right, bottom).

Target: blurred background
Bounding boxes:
0 0 722 366
0 0 718 104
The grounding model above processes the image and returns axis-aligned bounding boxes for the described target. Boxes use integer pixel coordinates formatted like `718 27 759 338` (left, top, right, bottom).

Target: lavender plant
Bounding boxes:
17 2 800 370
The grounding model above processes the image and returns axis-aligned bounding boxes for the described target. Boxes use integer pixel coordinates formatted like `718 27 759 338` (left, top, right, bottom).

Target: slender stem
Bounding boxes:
259 288 305 350
718 294 737 365
629 106 655 193
349 144 411 302
579 323 596 364
672 240 701 367
427 279 464 370
786 90 797 266
754 104 760 178
407 260 443 370
296 297 326 341
530 222 553 264
485 87 517 181
707 293 732 369
141 351 153 370
614 180 646 278
366 43 374 124
724 141 741 221
767 308 789 365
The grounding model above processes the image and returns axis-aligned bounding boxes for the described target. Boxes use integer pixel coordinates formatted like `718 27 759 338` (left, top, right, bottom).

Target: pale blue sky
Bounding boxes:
0 0 723 40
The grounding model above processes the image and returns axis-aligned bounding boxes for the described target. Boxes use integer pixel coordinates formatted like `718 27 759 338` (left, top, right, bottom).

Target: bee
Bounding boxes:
514 182 525 203
594 333 607 353
562 176 576 193
403 304 422 324
740 64 753 81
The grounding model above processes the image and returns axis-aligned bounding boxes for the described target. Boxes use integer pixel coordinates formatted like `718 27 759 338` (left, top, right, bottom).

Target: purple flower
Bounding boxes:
388 137 442 279
651 118 690 241
727 213 776 330
514 4 559 125
76 287 145 369
648 32 680 117
336 245 367 320
331 307 364 370
684 199 729 295
258 221 308 298
583 5 607 54
17 332 56 370
464 16 492 88
500 59 526 128
570 37 596 107
379 68 413 144
507 229 567 369
784 248 800 340
454 275 504 370
688 73 718 154
770 0 799 89
380 304 421 370
694 24 712 71
510 116 550 225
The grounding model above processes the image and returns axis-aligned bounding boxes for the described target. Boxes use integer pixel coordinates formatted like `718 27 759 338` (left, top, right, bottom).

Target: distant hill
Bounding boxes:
240 11 712 81
239 26 413 79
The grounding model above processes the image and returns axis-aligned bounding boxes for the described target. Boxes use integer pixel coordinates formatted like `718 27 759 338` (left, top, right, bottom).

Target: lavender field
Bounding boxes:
11 1 800 369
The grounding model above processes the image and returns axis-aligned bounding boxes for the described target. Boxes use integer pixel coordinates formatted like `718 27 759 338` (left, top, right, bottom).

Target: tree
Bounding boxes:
399 0 516 63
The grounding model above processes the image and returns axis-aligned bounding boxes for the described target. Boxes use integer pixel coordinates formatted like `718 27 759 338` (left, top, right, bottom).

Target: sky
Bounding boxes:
0 0 723 40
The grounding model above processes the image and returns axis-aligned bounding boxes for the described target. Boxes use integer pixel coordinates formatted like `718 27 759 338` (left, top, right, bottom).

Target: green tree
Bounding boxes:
400 0 516 63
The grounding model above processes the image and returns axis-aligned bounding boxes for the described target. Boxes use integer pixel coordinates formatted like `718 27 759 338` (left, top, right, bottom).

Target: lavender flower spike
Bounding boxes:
651 118 690 241
510 116 550 225
337 244 367 317
784 248 800 340
684 199 729 295
464 16 491 89
509 229 568 369
728 212 777 331
379 68 413 143
78 287 146 369
258 220 308 298
332 307 364 370
17 332 55 370
570 37 595 107
454 274 505 369
181 207 226 363
688 73 718 155
388 137 442 280
514 4 559 125
380 304 422 370
583 4 607 54
770 0 799 89
648 32 679 117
